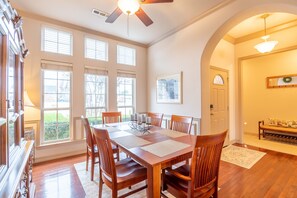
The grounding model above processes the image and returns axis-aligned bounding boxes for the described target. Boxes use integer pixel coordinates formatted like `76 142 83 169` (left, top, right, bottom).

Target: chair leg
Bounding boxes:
112 188 117 198
213 183 218 198
98 172 103 198
161 169 167 191
116 150 120 161
91 155 95 181
86 149 89 171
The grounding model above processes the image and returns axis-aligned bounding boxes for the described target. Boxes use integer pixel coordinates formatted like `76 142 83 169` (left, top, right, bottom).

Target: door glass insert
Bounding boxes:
213 75 224 85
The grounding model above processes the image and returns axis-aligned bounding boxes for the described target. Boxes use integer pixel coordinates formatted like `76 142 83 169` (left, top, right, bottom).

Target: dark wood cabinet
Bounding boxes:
0 0 33 197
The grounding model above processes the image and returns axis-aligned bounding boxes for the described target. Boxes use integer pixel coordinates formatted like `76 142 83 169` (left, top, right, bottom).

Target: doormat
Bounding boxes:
221 145 266 169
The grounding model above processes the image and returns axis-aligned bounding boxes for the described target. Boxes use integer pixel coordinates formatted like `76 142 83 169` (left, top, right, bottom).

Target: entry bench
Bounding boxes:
258 120 297 140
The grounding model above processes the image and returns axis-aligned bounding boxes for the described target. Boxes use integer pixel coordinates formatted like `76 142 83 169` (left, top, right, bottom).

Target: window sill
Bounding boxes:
36 139 85 150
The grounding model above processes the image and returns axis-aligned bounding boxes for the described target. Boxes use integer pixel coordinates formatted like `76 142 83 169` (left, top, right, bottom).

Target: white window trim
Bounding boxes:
117 45 136 66
41 26 73 56
84 37 108 61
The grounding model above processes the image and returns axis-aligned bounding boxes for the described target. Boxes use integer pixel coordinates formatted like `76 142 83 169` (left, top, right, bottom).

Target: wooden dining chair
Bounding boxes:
81 116 119 181
93 128 148 198
161 131 227 198
102 111 122 124
170 114 193 134
147 112 163 127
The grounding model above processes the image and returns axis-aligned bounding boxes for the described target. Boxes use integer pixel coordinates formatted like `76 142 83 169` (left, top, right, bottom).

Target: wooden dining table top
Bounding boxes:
92 122 197 197
92 123 196 165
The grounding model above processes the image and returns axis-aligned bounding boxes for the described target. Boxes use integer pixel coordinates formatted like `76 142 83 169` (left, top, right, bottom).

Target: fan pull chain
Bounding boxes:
127 15 130 37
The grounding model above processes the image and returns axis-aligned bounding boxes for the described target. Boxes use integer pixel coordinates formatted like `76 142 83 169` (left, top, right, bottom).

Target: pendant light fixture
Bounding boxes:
254 14 278 53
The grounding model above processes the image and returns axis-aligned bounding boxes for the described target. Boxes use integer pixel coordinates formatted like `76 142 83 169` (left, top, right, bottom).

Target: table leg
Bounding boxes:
147 164 161 198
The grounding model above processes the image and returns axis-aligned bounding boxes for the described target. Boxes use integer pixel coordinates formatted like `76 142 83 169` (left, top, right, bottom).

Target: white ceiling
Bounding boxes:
10 0 297 45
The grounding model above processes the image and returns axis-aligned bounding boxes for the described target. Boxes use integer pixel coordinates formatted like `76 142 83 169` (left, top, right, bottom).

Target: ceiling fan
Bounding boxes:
105 0 174 27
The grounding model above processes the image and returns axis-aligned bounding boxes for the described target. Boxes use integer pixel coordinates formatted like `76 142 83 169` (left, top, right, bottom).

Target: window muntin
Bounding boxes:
213 75 224 85
42 70 71 143
117 45 136 66
42 27 73 55
85 38 108 61
117 77 135 121
84 73 107 125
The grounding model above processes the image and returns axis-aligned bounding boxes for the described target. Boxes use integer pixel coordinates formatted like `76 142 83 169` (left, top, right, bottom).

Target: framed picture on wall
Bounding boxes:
156 72 182 104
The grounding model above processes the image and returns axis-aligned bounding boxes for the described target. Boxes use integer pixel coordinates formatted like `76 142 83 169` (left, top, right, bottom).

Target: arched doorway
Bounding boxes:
200 6 297 145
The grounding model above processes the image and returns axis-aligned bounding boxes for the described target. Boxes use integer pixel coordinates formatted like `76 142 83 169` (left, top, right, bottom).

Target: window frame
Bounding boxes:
84 37 108 61
84 72 108 125
41 69 72 145
117 45 136 66
41 26 73 56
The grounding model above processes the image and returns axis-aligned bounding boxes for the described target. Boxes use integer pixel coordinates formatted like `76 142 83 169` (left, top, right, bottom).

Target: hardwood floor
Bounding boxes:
33 154 86 198
219 144 297 197
32 144 297 198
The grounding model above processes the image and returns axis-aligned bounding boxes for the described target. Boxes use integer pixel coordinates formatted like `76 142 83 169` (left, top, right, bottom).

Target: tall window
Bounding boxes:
117 73 136 121
41 27 73 55
7 48 15 149
85 37 108 61
117 45 136 66
84 69 107 125
42 69 71 143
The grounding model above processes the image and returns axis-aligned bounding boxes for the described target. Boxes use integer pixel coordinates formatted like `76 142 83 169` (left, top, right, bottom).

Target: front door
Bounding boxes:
210 67 229 145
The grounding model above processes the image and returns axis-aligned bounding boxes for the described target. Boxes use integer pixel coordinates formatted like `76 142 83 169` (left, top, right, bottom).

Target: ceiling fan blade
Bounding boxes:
135 8 153 27
105 7 122 23
140 0 173 4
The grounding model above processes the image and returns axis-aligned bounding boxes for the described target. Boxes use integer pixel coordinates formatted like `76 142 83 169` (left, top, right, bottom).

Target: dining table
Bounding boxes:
92 122 196 198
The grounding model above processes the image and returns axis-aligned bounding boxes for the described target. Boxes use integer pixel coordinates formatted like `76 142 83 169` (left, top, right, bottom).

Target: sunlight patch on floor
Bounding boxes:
243 133 297 156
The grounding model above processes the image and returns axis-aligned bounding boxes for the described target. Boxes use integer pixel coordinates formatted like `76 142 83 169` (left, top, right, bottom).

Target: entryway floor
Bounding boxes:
244 133 297 156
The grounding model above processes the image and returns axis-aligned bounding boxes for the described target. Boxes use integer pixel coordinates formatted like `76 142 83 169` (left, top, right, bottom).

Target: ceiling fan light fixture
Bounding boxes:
254 14 278 53
118 0 140 15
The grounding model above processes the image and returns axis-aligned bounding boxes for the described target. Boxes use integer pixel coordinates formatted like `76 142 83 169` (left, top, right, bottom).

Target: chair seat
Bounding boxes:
103 158 147 189
164 164 217 198
164 164 190 193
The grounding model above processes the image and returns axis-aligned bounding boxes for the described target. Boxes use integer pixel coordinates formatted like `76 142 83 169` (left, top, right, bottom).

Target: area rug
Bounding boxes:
221 145 266 169
74 162 174 198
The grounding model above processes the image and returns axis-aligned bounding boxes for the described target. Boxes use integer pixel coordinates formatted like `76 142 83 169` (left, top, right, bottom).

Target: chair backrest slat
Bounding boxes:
170 114 193 133
102 112 122 124
147 112 163 127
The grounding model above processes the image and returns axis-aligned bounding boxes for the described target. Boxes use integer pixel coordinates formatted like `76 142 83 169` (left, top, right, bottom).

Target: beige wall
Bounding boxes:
22 17 147 162
242 49 297 134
